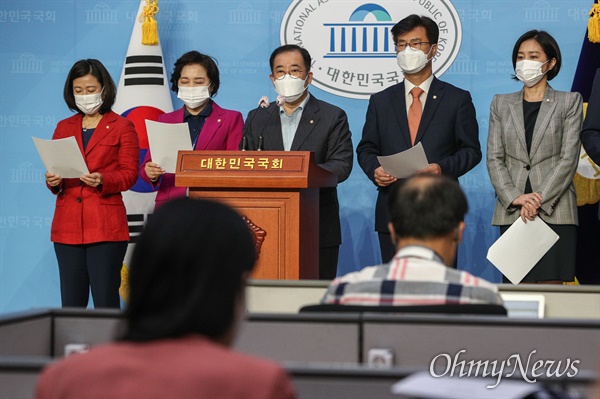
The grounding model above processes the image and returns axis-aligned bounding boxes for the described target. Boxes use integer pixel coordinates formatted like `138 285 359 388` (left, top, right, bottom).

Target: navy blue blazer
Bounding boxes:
357 77 481 231
242 94 353 247
581 68 600 166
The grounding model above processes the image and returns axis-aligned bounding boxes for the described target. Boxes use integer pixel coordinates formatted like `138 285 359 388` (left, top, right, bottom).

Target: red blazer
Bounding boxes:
48 111 139 244
140 102 243 209
35 335 296 399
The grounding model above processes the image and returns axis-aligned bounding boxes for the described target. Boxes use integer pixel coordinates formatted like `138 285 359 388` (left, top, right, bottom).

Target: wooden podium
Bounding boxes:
175 150 336 280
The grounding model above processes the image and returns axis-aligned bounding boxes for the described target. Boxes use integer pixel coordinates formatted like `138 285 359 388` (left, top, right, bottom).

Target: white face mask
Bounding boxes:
396 46 432 75
74 90 103 115
515 60 549 87
177 85 211 109
273 74 307 103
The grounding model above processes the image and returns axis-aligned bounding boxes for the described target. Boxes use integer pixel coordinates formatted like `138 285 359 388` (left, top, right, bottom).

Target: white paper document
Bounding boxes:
376 142 429 179
391 371 540 399
145 120 192 173
32 136 89 178
487 217 559 284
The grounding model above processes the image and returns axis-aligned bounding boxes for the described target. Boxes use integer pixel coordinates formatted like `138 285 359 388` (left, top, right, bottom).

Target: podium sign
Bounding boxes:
175 151 336 280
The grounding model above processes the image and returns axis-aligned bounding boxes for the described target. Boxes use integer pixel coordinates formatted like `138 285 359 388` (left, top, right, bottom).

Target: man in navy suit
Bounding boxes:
581 68 600 165
243 44 353 280
357 15 481 263
580 66 600 287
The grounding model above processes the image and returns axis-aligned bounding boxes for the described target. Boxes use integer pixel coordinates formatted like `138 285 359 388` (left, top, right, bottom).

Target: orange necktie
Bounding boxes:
408 87 424 146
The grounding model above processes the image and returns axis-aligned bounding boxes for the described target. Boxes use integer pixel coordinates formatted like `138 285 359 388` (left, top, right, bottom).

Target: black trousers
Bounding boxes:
319 246 339 280
54 241 127 308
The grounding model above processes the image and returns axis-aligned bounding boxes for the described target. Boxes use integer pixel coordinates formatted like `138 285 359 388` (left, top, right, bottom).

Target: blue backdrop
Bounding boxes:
0 0 591 313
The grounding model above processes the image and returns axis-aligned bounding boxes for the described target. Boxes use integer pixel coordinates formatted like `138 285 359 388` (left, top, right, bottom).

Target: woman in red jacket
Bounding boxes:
45 59 139 308
140 51 243 209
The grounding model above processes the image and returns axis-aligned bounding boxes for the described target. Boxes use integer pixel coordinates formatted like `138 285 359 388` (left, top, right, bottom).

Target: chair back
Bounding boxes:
299 303 508 315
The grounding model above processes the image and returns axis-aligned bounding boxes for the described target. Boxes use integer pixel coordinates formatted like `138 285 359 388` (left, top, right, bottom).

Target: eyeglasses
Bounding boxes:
395 41 431 51
273 68 305 80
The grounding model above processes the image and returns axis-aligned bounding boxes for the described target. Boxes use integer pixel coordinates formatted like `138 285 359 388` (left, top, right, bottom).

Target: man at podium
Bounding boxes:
242 44 353 280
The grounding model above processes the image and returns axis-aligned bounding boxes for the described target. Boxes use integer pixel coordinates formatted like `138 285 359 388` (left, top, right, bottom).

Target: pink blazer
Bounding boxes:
35 335 296 399
140 102 244 208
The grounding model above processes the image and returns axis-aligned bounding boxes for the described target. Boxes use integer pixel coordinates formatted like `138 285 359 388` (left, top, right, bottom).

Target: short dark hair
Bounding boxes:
391 14 439 45
388 175 468 239
512 30 561 81
170 51 220 96
63 59 116 115
123 198 256 342
269 44 312 73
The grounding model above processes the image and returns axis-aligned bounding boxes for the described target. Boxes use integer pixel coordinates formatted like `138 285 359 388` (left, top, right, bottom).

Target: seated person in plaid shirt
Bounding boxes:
322 174 503 306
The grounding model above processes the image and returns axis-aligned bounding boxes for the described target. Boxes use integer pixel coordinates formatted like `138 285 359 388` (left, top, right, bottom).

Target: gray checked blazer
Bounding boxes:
486 85 583 226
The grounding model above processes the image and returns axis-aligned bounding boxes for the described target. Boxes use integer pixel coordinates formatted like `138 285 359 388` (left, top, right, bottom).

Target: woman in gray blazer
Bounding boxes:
486 30 582 284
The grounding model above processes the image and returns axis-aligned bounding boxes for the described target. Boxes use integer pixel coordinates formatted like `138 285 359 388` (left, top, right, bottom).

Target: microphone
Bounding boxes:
243 97 270 151
240 115 254 151
257 136 264 151
258 96 269 108
256 96 269 151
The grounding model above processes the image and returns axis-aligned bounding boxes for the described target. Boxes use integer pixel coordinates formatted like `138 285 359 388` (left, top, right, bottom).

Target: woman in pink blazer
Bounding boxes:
140 51 244 208
35 199 295 399
45 59 139 308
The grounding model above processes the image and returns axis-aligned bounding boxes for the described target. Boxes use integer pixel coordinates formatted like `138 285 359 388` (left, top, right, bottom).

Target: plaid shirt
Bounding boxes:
321 246 503 306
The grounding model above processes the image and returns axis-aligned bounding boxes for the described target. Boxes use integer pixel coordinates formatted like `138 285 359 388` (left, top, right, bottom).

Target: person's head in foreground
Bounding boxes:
123 197 255 344
35 198 296 399
388 174 468 266
321 174 503 307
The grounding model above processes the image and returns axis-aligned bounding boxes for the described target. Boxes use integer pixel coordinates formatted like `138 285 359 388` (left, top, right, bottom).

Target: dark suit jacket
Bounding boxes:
242 94 353 247
356 77 481 231
140 102 244 209
581 68 600 165
48 111 139 244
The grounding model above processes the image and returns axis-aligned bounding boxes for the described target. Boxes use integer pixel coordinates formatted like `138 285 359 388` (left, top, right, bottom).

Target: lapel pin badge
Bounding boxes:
433 95 437 100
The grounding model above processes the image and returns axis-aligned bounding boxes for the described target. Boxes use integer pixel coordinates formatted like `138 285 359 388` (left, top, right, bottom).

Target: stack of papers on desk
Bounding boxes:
391 371 541 398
